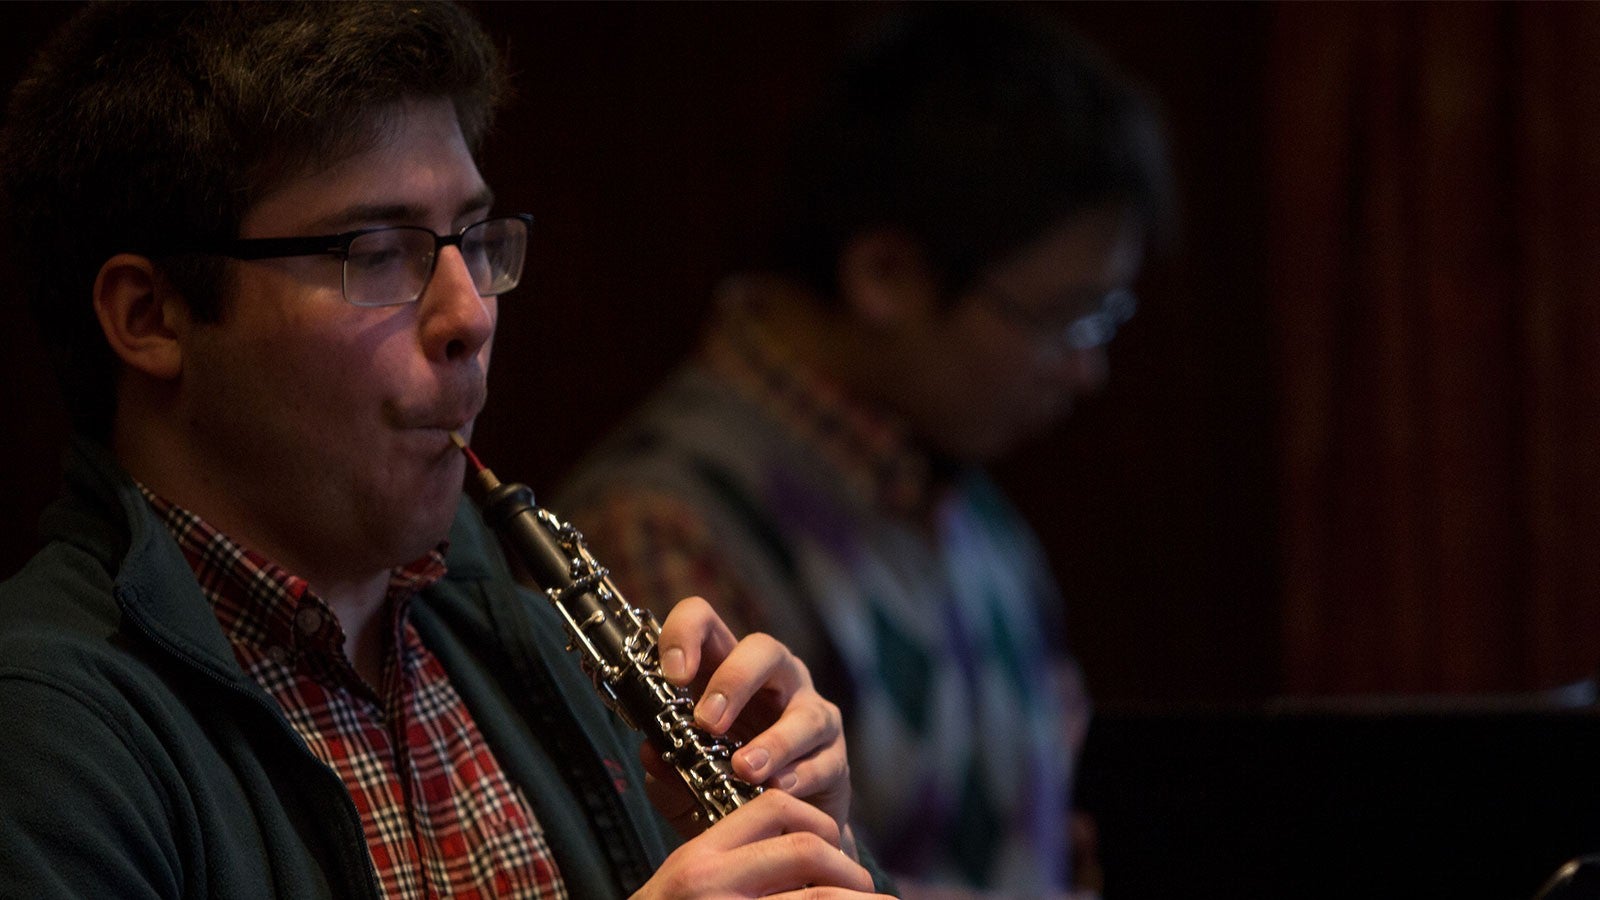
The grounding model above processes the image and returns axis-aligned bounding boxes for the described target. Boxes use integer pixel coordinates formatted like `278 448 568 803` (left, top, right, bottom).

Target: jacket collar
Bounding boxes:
44 436 255 686
49 435 500 690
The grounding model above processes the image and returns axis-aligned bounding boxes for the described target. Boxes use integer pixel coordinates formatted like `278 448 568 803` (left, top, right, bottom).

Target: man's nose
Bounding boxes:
419 246 495 363
1055 344 1110 394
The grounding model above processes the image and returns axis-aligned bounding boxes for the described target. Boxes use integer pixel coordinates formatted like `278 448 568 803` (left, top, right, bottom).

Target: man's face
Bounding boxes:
900 204 1144 462
176 97 497 582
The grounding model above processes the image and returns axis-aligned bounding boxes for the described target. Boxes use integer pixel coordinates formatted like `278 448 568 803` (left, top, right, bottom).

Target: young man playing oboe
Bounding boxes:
0 4 892 897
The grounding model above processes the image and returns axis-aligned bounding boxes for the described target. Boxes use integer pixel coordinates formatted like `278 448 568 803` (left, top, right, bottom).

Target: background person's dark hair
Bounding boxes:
765 4 1173 306
0 1 507 441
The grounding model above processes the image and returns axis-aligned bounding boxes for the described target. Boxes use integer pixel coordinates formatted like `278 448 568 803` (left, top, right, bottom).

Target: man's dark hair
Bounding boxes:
0 1 507 440
766 4 1172 305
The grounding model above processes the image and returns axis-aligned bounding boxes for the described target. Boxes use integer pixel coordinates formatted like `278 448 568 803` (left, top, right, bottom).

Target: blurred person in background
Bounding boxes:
557 6 1172 897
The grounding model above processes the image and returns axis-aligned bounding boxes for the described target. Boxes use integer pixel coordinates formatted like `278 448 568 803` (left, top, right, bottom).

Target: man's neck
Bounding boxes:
118 417 399 688
317 573 395 688
715 274 862 392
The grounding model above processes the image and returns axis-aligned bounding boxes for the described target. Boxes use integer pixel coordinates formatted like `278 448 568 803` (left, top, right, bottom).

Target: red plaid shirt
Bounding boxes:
143 489 567 900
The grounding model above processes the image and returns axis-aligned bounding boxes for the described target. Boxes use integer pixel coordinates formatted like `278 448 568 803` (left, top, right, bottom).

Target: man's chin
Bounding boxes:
987 411 1074 461
938 428 1024 466
382 494 463 566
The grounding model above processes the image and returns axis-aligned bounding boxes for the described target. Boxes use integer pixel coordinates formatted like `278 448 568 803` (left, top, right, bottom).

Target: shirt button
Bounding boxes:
266 645 291 665
295 608 324 635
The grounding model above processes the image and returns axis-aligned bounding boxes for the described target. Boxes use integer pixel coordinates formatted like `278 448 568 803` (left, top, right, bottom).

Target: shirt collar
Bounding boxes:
138 484 448 676
701 279 943 519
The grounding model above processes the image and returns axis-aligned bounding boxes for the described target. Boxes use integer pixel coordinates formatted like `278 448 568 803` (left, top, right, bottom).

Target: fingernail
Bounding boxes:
777 771 798 791
697 691 727 728
662 647 686 682
739 746 770 776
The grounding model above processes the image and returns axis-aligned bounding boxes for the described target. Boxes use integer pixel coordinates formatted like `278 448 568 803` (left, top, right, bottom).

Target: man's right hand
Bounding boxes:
631 790 892 898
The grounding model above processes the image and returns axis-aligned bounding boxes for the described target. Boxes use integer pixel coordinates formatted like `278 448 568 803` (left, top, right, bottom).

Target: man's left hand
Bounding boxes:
648 595 854 855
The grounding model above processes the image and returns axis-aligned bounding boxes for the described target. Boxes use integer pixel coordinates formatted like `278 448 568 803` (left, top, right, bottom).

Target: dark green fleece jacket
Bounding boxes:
0 439 678 898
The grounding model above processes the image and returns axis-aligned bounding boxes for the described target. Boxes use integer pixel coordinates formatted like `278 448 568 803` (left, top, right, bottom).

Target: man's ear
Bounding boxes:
837 228 940 327
92 253 185 380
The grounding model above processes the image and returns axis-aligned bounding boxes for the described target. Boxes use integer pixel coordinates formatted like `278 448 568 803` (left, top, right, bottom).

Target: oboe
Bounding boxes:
449 432 761 824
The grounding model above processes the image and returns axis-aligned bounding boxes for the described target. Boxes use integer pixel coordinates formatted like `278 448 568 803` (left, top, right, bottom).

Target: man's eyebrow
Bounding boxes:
311 190 497 233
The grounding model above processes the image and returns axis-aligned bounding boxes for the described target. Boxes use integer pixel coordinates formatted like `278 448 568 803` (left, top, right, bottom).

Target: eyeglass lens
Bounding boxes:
1063 289 1136 350
343 217 529 307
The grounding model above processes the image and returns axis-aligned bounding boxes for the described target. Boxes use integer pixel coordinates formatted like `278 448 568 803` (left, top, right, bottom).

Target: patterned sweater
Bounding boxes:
557 308 1088 896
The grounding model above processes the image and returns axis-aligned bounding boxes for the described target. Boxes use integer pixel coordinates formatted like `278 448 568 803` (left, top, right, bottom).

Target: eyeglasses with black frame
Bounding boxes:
161 213 533 307
979 283 1137 352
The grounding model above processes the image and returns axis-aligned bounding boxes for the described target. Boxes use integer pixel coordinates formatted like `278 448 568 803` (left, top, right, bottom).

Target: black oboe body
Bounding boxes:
451 434 760 824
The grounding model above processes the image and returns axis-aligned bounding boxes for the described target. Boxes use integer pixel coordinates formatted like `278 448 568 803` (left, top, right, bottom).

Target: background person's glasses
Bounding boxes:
165 213 533 307
979 284 1137 351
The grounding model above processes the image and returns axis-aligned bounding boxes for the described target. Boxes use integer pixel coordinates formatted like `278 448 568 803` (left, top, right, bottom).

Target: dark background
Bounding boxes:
2 2 1595 708
6 6 1600 894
